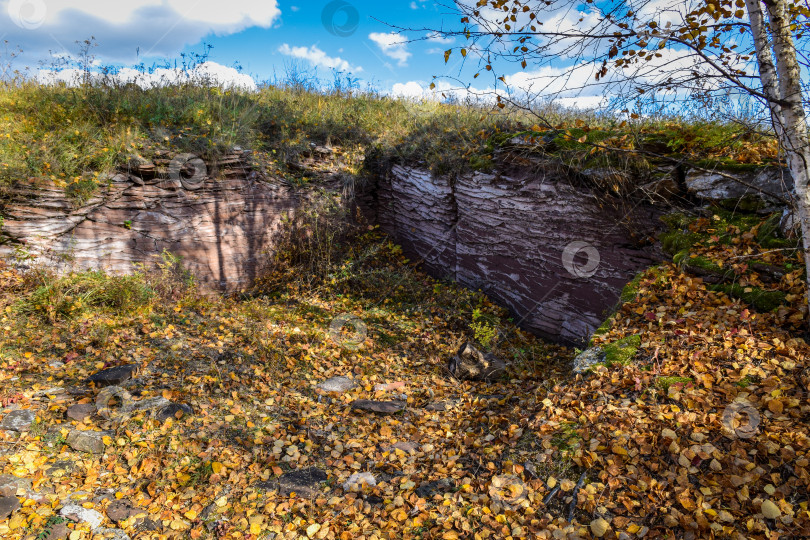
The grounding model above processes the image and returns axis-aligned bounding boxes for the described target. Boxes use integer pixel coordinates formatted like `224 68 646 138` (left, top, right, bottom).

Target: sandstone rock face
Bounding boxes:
0 152 297 292
361 165 665 344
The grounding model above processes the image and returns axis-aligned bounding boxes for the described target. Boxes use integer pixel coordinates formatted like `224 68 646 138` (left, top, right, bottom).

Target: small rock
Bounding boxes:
0 474 33 497
415 478 454 498
48 361 66 369
66 430 111 454
373 382 405 392
93 528 130 540
572 347 606 374
258 467 329 498
42 523 70 540
60 503 104 529
384 441 419 453
93 488 116 503
590 518 610 537
342 472 376 491
0 409 36 431
106 499 143 524
448 342 506 381
137 518 161 532
0 496 20 519
761 499 781 519
131 397 170 414
350 399 405 415
32 387 66 398
86 365 137 387
155 403 193 422
315 376 357 393
67 403 96 422
424 402 447 412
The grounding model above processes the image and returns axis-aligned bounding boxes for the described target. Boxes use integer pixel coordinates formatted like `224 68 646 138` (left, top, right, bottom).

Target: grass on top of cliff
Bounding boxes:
0 74 781 198
0 209 809 539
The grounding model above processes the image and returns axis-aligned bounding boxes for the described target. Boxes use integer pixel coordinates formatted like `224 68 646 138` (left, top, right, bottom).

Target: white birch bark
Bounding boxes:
747 0 810 318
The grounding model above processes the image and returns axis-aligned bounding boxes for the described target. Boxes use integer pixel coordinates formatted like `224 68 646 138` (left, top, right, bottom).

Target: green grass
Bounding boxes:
16 270 154 322
655 376 694 392
0 71 781 201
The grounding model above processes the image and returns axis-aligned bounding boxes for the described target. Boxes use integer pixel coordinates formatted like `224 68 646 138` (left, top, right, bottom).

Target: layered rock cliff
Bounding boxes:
360 165 667 344
0 151 297 292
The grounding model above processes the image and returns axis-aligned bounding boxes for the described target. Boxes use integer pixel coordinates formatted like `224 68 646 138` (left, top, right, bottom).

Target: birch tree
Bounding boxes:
421 0 810 316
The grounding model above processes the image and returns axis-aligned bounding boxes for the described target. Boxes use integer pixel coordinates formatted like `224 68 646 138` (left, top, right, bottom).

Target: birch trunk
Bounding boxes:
744 0 785 140
748 0 810 319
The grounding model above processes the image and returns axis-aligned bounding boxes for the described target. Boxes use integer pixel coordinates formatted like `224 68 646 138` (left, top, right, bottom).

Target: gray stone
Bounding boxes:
93 528 130 540
383 441 419 453
257 467 328 498
350 399 406 415
32 387 66 398
67 403 96 422
155 403 193 422
106 499 144 524
685 167 793 205
315 376 357 393
415 478 454 498
0 496 20 519
131 397 170 413
448 342 506 381
572 347 606 374
93 488 116 503
0 474 33 497
41 522 70 540
342 472 376 491
86 365 137 387
0 409 36 431
60 503 105 529
66 430 111 454
424 402 447 412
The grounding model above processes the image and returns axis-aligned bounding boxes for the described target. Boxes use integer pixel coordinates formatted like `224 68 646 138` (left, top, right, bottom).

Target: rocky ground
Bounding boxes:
0 215 808 540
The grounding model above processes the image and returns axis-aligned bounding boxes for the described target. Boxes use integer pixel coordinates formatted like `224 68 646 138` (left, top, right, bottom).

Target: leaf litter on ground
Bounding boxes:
0 218 807 539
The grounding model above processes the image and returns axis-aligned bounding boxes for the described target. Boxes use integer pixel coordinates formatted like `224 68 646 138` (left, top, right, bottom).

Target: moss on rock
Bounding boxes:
709 283 786 312
602 334 641 367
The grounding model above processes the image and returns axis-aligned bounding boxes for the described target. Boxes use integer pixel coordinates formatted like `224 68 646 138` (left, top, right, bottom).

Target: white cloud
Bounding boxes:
277 44 362 73
389 80 492 102
1 0 280 62
369 32 411 66
36 61 258 90
410 1 418 9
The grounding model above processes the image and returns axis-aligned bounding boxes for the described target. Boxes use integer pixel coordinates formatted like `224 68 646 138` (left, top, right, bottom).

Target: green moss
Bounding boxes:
709 207 762 230
709 283 786 312
678 255 736 281
717 196 767 213
660 230 702 255
692 159 767 172
619 271 646 304
656 376 694 391
591 317 613 340
660 213 695 230
602 334 641 367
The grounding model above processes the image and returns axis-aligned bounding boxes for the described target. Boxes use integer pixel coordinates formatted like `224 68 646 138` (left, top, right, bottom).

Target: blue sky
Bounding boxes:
1 0 484 96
